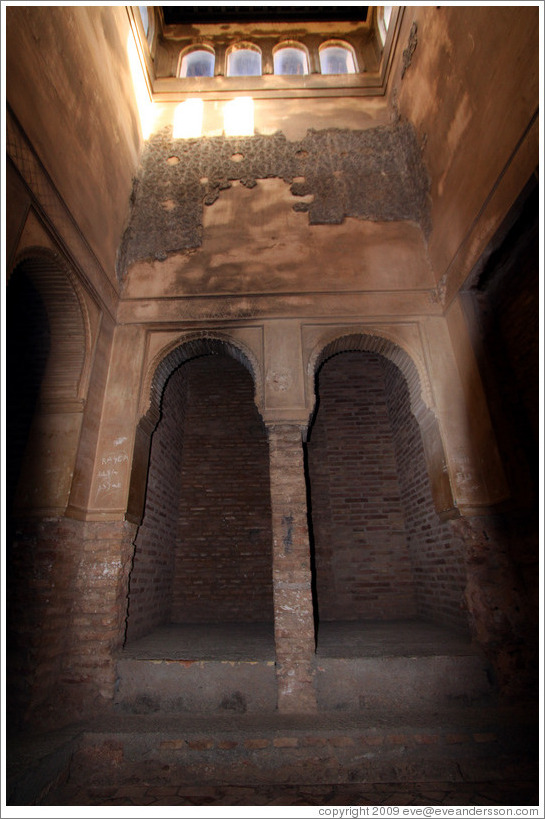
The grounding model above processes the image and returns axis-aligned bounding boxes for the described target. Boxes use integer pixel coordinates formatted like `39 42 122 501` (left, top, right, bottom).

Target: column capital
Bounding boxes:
263 411 310 431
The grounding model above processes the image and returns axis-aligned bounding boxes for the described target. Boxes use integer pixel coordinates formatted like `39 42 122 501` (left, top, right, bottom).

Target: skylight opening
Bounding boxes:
378 6 393 45
139 6 149 37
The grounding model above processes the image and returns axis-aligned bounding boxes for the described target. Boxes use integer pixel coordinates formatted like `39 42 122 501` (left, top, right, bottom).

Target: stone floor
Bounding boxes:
8 621 540 810
41 779 540 806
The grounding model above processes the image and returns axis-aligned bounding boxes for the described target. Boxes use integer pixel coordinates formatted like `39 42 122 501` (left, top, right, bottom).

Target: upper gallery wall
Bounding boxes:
5 6 539 308
392 5 539 305
119 4 538 307
118 6 434 300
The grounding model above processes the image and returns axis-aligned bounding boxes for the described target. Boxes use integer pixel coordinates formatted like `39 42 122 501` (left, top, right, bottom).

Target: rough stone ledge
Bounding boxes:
6 703 538 804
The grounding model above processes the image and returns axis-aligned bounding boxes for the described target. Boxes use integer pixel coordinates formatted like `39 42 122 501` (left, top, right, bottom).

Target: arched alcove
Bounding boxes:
6 268 50 521
7 248 89 515
9 248 90 406
124 342 274 664
6 249 90 725
306 340 470 660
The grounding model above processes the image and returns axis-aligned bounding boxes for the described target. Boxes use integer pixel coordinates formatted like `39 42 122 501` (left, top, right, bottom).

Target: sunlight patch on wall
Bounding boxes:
173 99 204 139
223 97 254 137
127 31 155 139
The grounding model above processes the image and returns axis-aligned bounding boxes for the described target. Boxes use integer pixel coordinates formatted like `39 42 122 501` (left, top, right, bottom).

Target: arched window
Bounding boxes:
138 6 155 47
378 6 393 46
319 42 357 75
180 48 215 78
138 6 149 37
226 44 262 77
273 44 309 76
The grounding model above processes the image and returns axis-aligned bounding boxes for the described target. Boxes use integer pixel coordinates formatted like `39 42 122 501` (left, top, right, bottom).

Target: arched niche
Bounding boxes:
124 334 273 647
305 335 468 636
128 333 263 525
7 247 91 515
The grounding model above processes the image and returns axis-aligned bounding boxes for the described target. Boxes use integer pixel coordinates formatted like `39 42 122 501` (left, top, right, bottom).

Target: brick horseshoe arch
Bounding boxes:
306 330 454 516
307 329 433 420
141 332 263 426
128 332 263 524
11 246 91 406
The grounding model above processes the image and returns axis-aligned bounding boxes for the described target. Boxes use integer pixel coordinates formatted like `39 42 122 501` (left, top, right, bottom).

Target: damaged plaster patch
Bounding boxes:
401 22 418 78
118 123 430 279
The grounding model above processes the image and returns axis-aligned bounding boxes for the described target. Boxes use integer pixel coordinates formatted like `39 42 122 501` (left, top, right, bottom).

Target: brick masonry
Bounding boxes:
61 712 535 794
172 356 274 624
126 365 187 642
7 517 136 729
382 358 468 630
307 352 415 622
268 424 317 712
127 355 274 640
307 351 468 630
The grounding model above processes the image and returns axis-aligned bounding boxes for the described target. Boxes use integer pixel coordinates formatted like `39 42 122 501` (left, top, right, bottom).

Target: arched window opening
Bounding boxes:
180 48 215 78
378 6 393 45
138 6 149 37
274 45 309 76
226 44 262 77
319 42 357 75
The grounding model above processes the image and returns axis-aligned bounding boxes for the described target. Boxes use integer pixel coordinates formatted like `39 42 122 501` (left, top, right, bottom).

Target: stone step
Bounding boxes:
68 707 538 788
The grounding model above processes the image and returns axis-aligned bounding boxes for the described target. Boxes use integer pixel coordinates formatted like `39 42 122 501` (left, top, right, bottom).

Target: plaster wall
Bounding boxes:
151 96 392 142
15 411 84 514
123 179 434 300
6 5 142 286
392 5 538 299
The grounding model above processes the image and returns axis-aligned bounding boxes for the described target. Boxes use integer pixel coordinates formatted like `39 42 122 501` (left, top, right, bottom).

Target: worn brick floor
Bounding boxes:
41 780 539 807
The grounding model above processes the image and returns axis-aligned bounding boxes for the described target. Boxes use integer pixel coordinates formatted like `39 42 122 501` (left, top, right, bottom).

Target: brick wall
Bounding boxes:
171 356 274 624
8 517 136 729
458 183 539 692
126 366 188 642
306 352 417 622
382 359 468 630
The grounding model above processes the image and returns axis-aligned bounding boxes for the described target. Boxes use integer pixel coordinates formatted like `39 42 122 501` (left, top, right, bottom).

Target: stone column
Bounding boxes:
267 423 317 712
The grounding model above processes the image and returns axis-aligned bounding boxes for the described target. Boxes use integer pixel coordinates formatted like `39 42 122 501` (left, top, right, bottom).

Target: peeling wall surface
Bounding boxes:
119 122 430 276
